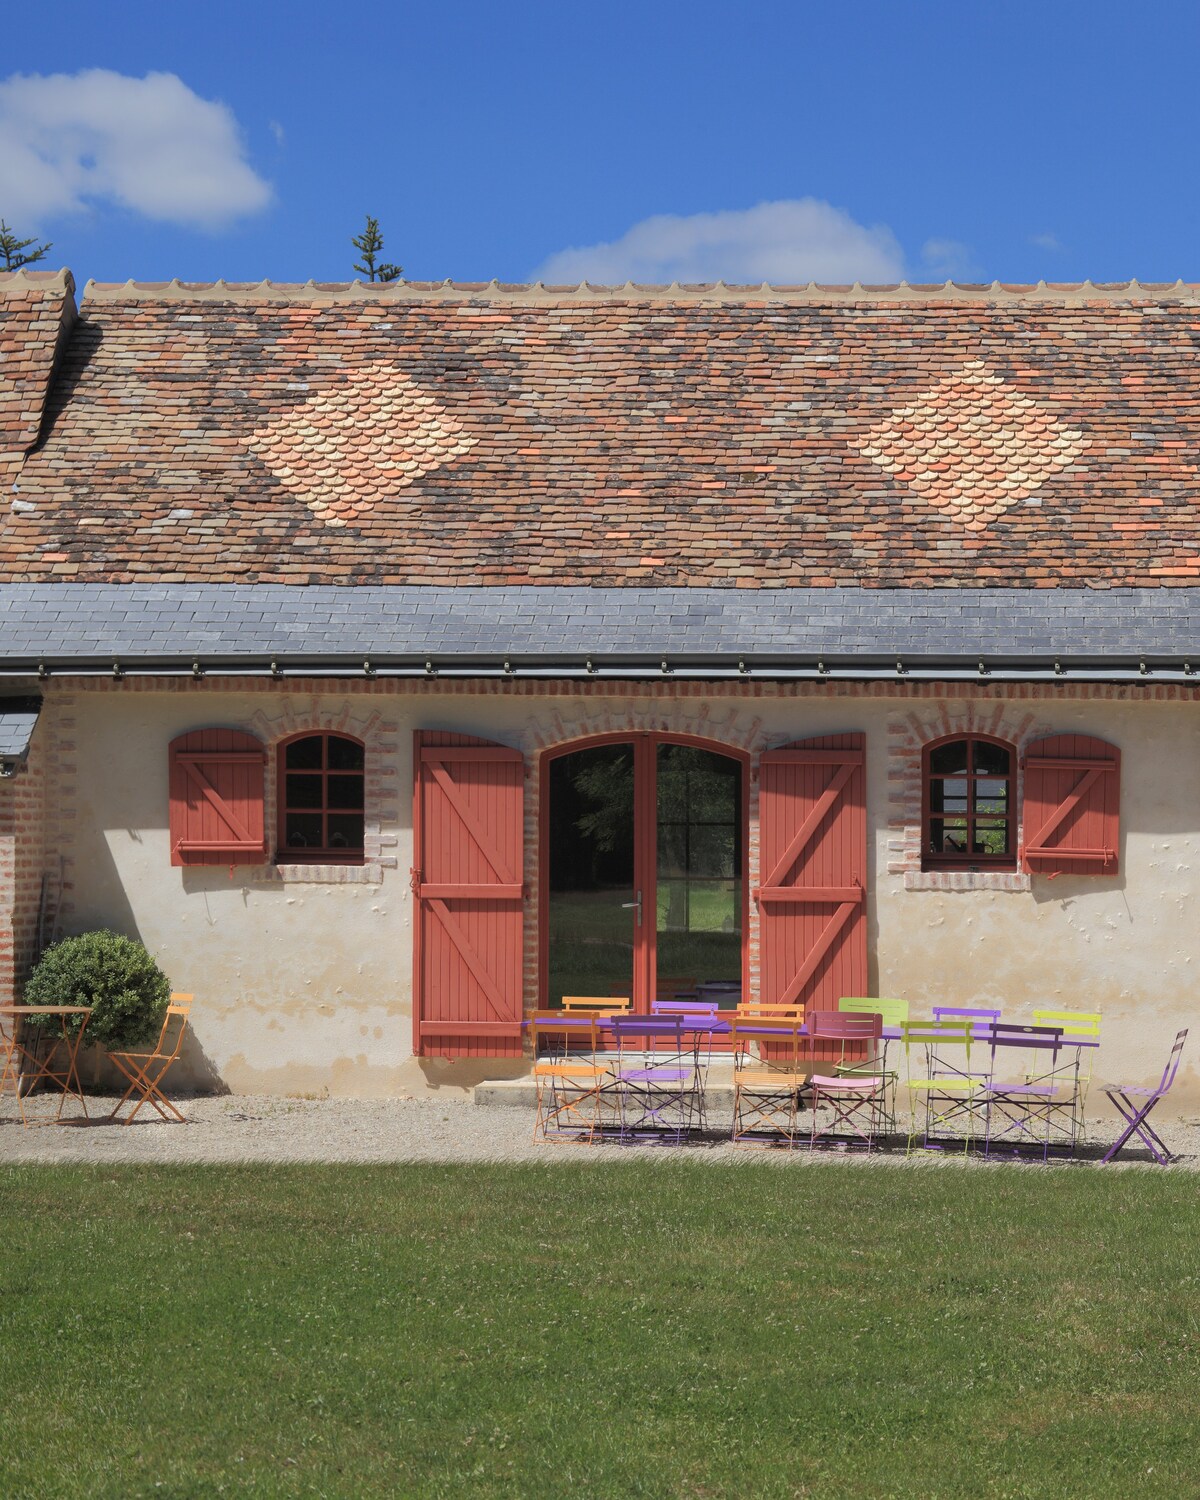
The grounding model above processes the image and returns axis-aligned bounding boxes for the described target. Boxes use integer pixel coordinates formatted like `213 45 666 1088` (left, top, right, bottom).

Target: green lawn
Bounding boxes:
1 1162 1198 1498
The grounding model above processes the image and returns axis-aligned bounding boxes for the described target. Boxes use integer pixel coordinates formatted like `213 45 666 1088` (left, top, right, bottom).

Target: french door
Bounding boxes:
542 736 747 1011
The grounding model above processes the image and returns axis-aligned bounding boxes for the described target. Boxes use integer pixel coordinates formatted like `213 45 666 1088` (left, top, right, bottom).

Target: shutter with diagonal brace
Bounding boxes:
757 734 867 1029
169 729 267 866
1021 734 1121 876
413 731 525 1059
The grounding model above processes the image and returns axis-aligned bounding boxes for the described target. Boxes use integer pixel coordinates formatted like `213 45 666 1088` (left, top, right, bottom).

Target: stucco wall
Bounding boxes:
11 675 1200 1109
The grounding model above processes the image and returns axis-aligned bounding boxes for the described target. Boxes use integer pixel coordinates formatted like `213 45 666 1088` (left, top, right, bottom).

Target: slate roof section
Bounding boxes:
0 695 42 761
5 280 1200 588
1 584 1198 677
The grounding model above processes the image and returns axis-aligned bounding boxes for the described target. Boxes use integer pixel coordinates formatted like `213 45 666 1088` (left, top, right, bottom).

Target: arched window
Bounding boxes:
278 733 365 862
922 735 1015 870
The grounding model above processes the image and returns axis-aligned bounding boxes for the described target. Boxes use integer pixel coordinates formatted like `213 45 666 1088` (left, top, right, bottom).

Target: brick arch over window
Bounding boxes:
247 697 400 882
889 698 1045 892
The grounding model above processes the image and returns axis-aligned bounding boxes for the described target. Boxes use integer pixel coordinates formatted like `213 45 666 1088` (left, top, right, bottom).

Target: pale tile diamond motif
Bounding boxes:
855 360 1088 532
249 362 477 528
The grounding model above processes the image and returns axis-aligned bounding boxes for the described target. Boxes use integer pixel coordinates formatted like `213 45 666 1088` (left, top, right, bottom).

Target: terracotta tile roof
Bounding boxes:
0 269 75 489
5 276 1200 587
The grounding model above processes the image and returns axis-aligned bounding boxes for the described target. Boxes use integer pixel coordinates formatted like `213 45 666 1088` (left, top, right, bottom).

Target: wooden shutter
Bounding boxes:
757 734 867 1063
413 731 525 1059
1021 734 1120 876
169 729 267 866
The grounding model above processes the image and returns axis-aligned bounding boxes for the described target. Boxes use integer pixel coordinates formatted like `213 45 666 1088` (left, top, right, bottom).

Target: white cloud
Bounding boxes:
269 119 286 147
1029 231 1063 252
532 199 905 285
920 238 982 280
0 69 272 231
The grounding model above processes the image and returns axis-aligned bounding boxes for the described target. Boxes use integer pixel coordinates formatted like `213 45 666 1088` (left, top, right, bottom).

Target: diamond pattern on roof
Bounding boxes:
248 362 476 528
855 360 1088 532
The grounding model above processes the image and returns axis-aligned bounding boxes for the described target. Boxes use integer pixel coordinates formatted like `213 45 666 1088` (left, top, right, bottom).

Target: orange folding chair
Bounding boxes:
108 993 192 1125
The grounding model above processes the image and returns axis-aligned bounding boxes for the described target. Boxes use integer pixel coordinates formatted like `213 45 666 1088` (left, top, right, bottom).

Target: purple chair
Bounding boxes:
609 1014 707 1144
981 1023 1066 1161
1101 1030 1188 1166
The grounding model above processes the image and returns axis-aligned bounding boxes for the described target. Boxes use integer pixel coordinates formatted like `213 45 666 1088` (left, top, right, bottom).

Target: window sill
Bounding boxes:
254 862 382 886
904 870 1031 893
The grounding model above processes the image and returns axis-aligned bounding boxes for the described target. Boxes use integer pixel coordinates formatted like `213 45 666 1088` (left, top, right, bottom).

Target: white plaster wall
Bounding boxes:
43 679 1200 1109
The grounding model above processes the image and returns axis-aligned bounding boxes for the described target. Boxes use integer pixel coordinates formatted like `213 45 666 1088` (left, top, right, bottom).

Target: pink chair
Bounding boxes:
807 1010 887 1151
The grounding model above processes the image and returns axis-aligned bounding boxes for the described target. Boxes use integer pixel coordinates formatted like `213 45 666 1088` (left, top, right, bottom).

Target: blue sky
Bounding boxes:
3 0 1199 288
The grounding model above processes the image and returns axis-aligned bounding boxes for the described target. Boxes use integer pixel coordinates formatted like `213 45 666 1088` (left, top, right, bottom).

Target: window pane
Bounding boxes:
327 814 365 851
929 818 969 854
327 774 364 810
284 813 322 849
929 777 969 815
327 737 364 772
285 773 323 810
973 741 1011 776
285 737 322 770
973 819 1011 856
688 826 735 879
975 778 1009 815
656 822 688 879
930 741 969 776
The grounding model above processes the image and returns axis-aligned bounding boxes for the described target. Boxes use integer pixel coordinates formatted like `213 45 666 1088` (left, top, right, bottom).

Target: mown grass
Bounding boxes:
0 1162 1197 1498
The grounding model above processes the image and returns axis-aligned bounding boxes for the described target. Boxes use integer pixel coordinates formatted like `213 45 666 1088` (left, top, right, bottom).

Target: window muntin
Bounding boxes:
923 735 1015 869
279 734 365 861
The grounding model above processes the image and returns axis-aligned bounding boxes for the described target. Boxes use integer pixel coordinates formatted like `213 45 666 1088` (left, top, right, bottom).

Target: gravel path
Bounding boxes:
0 1093 1197 1168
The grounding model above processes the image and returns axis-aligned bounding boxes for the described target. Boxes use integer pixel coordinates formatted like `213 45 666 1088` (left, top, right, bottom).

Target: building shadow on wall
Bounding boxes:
42 816 233 1095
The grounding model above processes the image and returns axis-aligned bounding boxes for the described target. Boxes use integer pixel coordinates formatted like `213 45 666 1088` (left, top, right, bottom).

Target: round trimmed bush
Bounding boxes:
23 931 171 1050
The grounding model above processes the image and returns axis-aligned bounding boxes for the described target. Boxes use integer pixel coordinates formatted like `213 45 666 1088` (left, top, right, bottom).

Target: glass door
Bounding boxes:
654 744 743 1011
545 736 745 1011
546 743 638 1008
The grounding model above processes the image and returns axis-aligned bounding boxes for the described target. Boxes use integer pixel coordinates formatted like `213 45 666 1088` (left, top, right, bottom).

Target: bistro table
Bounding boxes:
0 1005 93 1127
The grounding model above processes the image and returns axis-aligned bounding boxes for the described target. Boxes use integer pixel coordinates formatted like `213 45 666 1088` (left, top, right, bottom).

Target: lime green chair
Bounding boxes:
1032 1007 1102 1150
902 1019 986 1154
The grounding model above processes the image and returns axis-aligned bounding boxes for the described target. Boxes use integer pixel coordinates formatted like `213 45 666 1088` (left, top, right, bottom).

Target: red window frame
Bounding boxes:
276 732 366 864
921 733 1017 871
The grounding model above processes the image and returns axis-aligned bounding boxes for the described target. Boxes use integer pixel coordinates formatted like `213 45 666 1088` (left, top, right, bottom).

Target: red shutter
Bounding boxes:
412 731 525 1059
169 729 267 866
1021 734 1121 876
757 734 867 1063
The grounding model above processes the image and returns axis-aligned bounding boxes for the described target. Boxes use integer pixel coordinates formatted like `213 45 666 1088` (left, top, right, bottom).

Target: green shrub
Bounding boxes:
23 931 170 1050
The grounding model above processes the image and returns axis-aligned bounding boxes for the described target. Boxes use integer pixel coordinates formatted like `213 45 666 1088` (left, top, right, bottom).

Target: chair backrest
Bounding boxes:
561 995 631 1013
839 996 908 1027
533 1011 600 1053
901 1019 976 1068
932 1006 1001 1026
985 1022 1062 1060
1032 1008 1101 1040
729 1019 805 1067
654 999 719 1018
809 1009 883 1041
735 1003 803 1023
157 994 193 1060
1158 1030 1189 1094
608 1013 690 1053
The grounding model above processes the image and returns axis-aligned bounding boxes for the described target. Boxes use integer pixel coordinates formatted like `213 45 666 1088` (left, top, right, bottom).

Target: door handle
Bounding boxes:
620 890 643 927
